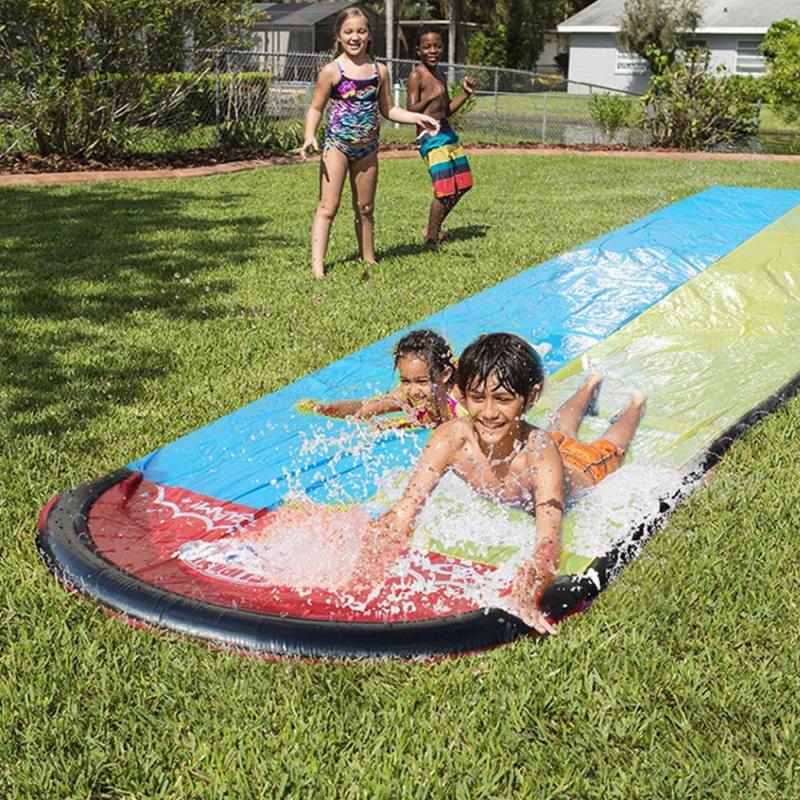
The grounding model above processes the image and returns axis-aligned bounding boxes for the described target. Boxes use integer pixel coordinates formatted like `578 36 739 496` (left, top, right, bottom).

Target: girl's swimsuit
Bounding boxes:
323 58 381 162
411 392 468 427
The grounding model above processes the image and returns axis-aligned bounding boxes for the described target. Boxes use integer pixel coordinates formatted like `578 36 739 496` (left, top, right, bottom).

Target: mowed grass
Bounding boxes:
2 155 800 799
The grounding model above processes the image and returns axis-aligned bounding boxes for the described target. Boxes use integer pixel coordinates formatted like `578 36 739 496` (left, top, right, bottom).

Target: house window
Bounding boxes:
683 39 707 51
615 50 648 75
736 39 765 75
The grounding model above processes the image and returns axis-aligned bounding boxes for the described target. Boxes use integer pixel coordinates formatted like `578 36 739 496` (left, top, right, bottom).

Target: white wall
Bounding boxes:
566 31 766 94
567 33 650 94
696 34 766 75
534 32 562 73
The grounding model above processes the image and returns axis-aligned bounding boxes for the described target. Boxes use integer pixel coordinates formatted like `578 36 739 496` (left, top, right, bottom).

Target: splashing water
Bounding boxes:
175 410 688 617
178 504 371 591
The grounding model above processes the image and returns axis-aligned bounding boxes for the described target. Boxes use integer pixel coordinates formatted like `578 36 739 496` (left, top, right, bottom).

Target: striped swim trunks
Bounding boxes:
417 119 473 199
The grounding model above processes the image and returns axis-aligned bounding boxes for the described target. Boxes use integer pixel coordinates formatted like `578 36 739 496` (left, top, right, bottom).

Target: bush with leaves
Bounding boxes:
0 0 253 158
217 72 304 150
588 93 641 143
641 48 761 149
447 83 477 131
760 18 800 124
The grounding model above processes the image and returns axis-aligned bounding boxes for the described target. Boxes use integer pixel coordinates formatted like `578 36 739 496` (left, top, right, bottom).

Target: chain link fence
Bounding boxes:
191 50 649 150
9 48 795 159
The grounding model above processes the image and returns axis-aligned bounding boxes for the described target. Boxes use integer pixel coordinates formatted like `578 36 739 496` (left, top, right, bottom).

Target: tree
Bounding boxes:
461 0 583 70
618 0 702 74
466 22 508 67
760 18 800 123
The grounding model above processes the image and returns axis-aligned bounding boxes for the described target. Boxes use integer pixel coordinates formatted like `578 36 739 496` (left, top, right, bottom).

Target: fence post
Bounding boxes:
493 67 499 142
542 89 548 143
214 50 222 148
393 80 401 129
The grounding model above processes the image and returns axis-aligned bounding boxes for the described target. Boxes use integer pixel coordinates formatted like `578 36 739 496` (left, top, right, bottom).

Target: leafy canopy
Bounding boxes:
760 18 800 123
618 0 702 73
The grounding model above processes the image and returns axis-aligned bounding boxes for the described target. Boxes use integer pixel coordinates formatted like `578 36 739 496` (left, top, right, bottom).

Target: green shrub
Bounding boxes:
588 93 641 143
447 83 477 131
642 47 761 149
760 18 800 124
0 0 255 157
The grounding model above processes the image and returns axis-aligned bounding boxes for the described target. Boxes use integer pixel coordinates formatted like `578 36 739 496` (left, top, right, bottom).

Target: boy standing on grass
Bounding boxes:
357 333 646 635
406 27 476 246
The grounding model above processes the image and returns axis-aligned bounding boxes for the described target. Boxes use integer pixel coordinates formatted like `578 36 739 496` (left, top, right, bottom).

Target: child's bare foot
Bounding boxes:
312 265 325 279
608 389 647 425
630 388 647 416
422 226 448 246
584 370 603 416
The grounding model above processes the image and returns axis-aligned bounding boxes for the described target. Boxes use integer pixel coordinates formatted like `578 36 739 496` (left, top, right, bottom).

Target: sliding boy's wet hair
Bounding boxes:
457 333 544 399
393 329 457 387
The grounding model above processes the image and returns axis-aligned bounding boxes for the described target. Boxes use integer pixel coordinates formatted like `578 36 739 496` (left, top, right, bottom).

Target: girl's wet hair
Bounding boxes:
332 6 373 56
393 329 457 387
457 333 544 399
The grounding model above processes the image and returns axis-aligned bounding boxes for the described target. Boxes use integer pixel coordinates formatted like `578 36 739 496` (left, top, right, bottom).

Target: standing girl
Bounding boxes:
302 7 439 278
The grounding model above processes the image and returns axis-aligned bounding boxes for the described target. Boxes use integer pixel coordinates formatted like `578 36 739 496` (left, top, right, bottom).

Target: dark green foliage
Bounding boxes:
760 18 800 124
0 0 253 157
466 23 509 68
642 48 762 149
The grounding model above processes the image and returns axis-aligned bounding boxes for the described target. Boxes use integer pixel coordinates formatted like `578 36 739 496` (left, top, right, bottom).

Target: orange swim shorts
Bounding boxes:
549 431 626 486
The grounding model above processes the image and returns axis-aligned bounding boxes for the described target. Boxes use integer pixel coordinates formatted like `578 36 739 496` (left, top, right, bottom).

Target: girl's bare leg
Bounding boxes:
602 389 647 451
349 150 378 264
549 371 603 438
311 146 349 278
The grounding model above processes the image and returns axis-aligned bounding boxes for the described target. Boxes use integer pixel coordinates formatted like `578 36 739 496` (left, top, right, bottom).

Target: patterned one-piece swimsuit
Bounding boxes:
323 58 380 162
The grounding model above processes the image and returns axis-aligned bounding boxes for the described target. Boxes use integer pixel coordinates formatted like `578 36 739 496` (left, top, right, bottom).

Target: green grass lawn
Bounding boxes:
2 155 800 799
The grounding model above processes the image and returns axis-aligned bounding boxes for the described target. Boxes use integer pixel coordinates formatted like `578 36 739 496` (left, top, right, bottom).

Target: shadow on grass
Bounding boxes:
0 184 277 439
376 224 489 260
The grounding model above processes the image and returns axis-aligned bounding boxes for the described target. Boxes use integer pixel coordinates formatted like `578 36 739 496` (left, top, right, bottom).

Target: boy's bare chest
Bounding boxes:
452 447 537 510
419 70 447 102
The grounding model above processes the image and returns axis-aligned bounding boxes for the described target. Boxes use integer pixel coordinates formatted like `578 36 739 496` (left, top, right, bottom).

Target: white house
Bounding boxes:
557 0 798 94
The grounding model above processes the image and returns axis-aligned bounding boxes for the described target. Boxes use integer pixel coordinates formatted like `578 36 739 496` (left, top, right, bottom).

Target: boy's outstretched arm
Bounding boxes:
510 433 564 635
448 76 476 115
376 423 458 539
350 424 459 587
